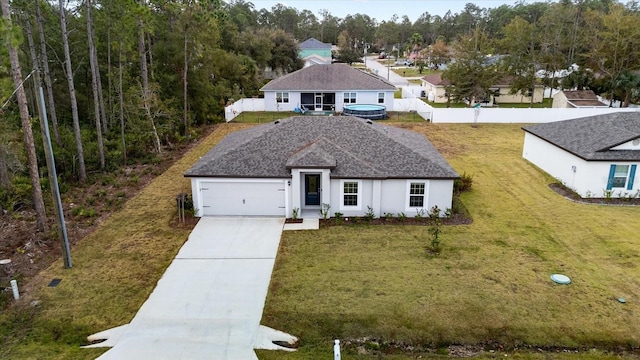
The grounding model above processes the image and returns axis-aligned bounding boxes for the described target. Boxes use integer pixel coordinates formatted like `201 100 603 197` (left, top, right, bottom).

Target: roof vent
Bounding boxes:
274 120 280 124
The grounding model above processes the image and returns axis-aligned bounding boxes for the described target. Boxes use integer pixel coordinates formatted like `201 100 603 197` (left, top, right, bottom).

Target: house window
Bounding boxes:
344 92 356 104
340 180 361 209
276 92 289 103
613 165 629 188
378 92 385 104
409 182 425 207
607 164 637 190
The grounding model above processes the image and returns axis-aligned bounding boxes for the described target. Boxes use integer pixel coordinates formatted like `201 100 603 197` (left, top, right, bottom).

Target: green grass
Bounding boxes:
229 111 299 123
0 123 253 359
259 123 640 359
3 122 639 359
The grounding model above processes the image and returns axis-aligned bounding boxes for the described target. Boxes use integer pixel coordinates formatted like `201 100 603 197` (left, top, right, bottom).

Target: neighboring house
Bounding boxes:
522 112 640 198
299 38 332 67
260 64 396 112
421 73 543 105
552 90 608 108
421 73 450 103
185 116 459 218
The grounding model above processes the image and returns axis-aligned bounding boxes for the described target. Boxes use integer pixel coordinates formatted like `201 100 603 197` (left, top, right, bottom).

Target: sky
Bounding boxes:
247 0 539 22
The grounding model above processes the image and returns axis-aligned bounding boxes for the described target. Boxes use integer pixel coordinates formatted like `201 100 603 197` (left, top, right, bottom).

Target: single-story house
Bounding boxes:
299 38 332 67
421 73 544 105
522 112 640 198
185 116 459 218
552 90 608 108
260 63 396 112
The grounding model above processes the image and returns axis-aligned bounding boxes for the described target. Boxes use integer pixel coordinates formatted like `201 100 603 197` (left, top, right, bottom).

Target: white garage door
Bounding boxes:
200 181 286 216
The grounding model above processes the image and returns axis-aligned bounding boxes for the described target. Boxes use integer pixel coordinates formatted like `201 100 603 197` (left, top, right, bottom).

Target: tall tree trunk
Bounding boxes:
138 15 161 154
25 11 67 245
107 11 113 130
118 38 126 165
36 0 60 145
59 0 87 182
2 0 48 232
86 0 105 169
0 152 9 190
183 31 188 135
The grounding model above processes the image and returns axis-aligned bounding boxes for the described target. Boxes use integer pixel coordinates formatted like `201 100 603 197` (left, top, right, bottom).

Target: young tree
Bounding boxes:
86 0 106 169
58 0 87 182
583 4 640 105
442 27 500 107
35 0 60 144
2 0 48 231
500 16 540 106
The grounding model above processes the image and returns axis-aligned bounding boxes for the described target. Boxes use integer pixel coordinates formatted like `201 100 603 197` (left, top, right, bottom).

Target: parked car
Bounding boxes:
394 59 413 66
378 52 387 59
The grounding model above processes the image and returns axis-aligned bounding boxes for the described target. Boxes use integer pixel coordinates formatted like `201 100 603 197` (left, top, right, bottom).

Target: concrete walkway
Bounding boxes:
85 217 297 359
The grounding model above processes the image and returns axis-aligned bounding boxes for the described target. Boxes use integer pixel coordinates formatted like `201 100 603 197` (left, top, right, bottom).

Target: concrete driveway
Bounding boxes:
85 217 297 359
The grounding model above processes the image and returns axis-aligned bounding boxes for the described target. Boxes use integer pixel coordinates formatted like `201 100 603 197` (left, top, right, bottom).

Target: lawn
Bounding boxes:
2 120 638 359
258 123 640 358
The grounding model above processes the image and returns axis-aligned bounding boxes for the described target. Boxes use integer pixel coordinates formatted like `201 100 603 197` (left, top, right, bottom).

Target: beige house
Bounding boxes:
421 73 544 105
552 90 608 108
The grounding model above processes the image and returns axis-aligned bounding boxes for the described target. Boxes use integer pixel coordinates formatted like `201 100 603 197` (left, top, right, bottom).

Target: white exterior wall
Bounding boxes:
263 91 301 112
523 133 640 197
263 90 396 112
328 178 455 218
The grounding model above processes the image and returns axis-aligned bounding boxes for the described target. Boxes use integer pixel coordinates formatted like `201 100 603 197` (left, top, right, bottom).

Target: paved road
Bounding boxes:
364 56 410 86
85 217 297 360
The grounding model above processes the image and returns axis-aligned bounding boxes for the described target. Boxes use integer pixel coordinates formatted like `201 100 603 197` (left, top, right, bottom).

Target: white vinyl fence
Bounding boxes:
225 95 639 124
430 107 640 124
225 98 265 122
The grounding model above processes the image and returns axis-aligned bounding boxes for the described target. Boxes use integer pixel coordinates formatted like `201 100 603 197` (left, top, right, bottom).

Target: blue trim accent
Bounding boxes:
627 165 637 190
606 165 616 190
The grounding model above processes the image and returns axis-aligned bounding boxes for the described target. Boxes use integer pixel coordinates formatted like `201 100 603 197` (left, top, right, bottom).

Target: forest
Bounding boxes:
1 0 639 240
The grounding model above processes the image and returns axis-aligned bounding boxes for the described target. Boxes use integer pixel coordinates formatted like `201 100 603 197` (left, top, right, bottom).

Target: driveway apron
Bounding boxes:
85 217 296 359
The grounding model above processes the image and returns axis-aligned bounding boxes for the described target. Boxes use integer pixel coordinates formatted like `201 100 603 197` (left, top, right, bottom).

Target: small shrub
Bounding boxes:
415 208 426 220
383 212 394 218
603 189 613 200
453 172 473 193
94 189 107 198
291 207 299 220
101 174 116 186
333 211 344 224
72 206 97 218
364 206 375 222
444 207 453 218
428 205 441 220
321 203 331 220
398 212 407 222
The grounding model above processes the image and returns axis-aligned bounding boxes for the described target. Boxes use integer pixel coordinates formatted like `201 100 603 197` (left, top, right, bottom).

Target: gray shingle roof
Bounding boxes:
522 112 640 161
299 38 331 50
185 116 459 180
260 64 396 92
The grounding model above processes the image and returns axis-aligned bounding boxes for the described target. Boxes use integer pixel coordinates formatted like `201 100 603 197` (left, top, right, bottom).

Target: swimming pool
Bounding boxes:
343 104 387 120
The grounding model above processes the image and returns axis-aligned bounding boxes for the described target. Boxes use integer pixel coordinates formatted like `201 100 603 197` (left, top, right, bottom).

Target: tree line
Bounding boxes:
1 0 639 233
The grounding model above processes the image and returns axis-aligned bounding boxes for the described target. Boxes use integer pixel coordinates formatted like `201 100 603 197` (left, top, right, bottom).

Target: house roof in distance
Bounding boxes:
260 64 396 92
522 112 640 161
299 38 331 50
558 90 608 107
185 116 459 180
421 73 450 86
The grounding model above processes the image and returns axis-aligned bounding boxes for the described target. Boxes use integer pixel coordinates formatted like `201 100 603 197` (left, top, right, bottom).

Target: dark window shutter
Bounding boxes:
606 164 616 190
627 165 637 190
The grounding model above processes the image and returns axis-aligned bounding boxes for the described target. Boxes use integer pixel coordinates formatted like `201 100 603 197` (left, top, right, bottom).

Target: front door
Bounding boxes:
305 174 320 206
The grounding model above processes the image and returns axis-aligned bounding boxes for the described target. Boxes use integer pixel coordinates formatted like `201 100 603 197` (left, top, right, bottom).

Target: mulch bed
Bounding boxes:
549 183 640 206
